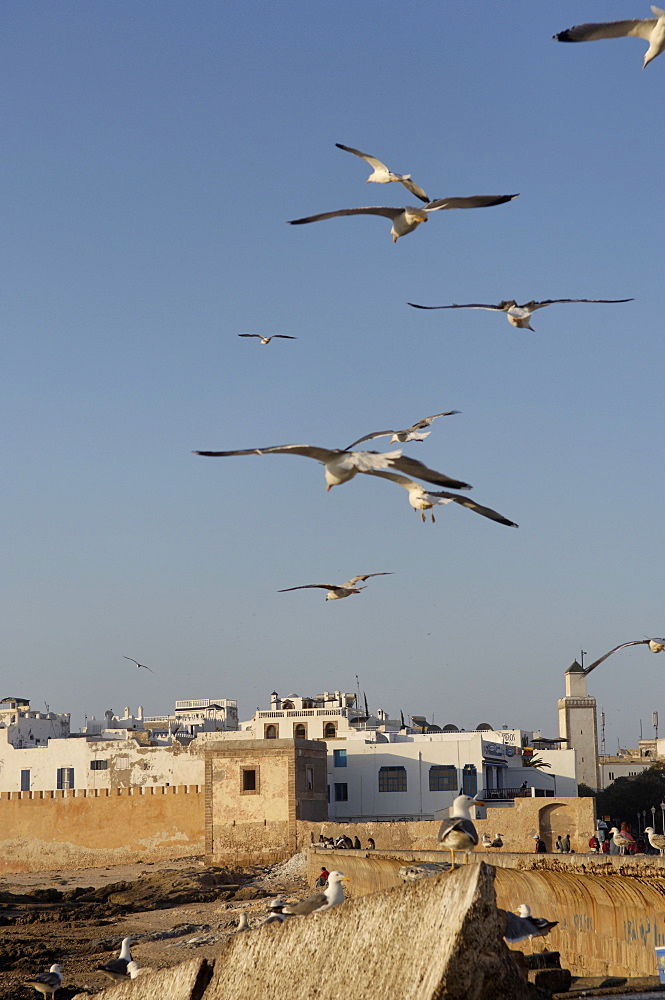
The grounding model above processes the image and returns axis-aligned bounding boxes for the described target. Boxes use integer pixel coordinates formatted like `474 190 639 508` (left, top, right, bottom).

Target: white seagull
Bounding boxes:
503 905 558 944
437 794 485 866
24 966 63 999
238 334 297 345
278 572 393 601
127 961 153 979
288 194 519 243
123 656 154 673
583 638 665 675
282 871 349 915
364 470 517 527
193 443 471 491
644 827 665 855
344 410 460 450
610 826 634 855
554 7 665 68
482 832 504 849
407 297 634 331
335 143 429 203
97 937 133 981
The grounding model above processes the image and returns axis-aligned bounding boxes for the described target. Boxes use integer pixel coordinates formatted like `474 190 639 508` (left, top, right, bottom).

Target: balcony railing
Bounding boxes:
482 787 554 800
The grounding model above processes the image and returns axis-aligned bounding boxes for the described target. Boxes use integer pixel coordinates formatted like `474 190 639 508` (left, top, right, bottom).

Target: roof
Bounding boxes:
565 660 584 674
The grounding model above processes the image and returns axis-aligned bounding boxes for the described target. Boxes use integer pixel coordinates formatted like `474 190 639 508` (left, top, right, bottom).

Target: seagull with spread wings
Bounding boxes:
238 334 297 345
123 656 155 673
193 443 471 491
278 573 393 601
583 638 665 675
344 410 460 450
335 143 429 203
407 297 634 331
554 7 665 68
364 470 517 526
288 193 518 243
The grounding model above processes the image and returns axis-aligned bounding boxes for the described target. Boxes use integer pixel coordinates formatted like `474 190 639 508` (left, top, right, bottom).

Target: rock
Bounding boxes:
529 967 572 993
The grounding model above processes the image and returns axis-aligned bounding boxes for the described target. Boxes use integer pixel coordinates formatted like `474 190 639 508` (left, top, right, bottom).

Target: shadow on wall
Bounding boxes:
538 802 578 852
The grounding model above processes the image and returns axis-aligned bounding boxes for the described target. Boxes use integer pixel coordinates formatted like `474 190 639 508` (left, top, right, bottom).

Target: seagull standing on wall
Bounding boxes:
437 794 485 867
97 937 133 981
554 7 665 68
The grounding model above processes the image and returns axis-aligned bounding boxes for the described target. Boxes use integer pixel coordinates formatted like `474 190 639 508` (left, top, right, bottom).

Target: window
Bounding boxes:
306 767 314 791
429 765 457 791
379 765 407 792
324 722 337 738
327 784 330 802
56 767 75 790
90 760 108 771
334 782 348 801
608 771 615 780
20 769 30 792
241 767 259 793
294 723 307 739
282 700 295 710
333 749 347 767
462 764 477 796
264 724 277 739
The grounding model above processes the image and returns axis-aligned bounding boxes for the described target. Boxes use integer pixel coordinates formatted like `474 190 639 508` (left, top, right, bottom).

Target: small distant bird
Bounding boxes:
194 443 471 491
335 143 429 203
482 832 504 849
260 897 291 924
288 193 519 243
278 572 393 601
610 826 635 855
437 794 485 866
584 638 665 675
644 826 665 855
344 411 460 450
503 905 558 944
282 871 349 915
238 334 297 345
97 937 133 981
24 965 63 998
364 470 517 527
554 7 665 68
407 297 634 331
123 656 154 673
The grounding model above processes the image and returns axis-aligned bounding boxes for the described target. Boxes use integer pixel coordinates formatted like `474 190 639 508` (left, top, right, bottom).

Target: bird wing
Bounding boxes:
139 663 155 672
272 335 298 339
193 444 334 462
428 491 518 527
438 816 478 845
583 639 648 675
101 959 129 975
335 142 389 172
399 177 429 203
406 411 460 432
389 454 471 490
524 298 634 311
26 974 62 988
278 585 336 592
283 891 328 915
408 301 505 312
342 572 393 587
363 469 420 490
343 429 397 449
554 19 657 43
288 207 402 225
425 194 519 212
123 656 139 665
237 334 262 338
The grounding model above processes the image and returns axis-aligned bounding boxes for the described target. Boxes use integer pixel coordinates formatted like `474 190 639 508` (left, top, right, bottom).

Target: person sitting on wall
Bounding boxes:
353 836 361 850
315 866 329 887
335 835 348 849
367 837 376 850
588 834 600 853
620 821 637 854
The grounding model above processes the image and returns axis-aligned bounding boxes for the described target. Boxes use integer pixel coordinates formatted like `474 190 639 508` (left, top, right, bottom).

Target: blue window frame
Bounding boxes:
378 766 407 792
333 749 347 767
429 765 457 791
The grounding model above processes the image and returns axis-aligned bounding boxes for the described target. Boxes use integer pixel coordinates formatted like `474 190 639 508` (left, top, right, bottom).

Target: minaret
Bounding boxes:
558 660 599 789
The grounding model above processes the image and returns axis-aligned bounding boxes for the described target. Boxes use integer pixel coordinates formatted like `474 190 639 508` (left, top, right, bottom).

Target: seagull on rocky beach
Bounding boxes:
407 297 634 331
278 572 393 601
97 937 133 981
503 905 558 944
554 7 665 68
644 827 665 854
364 470 517 527
335 143 429 202
24 965 63 998
193 443 471 491
282 871 349 915
344 411 460 450
238 334 297 345
583 638 665 675
288 193 519 243
123 656 154 673
437 794 485 866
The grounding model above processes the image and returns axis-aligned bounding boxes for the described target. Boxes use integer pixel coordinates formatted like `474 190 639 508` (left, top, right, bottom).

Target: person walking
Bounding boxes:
562 833 571 853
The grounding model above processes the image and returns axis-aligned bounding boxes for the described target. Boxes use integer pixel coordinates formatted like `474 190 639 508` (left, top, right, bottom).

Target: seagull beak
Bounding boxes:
325 484 332 492
473 799 486 807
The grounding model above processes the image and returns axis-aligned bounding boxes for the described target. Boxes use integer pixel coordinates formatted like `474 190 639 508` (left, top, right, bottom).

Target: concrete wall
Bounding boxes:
0 784 204 873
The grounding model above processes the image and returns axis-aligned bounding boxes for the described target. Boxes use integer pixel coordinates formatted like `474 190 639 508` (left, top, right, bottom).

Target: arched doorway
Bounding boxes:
538 802 578 852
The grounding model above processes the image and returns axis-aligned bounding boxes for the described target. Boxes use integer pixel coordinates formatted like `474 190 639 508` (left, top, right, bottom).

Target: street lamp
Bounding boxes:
637 812 642 835
661 801 665 834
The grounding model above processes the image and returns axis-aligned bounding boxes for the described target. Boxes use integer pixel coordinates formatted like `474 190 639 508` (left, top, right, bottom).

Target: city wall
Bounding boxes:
0 784 204 873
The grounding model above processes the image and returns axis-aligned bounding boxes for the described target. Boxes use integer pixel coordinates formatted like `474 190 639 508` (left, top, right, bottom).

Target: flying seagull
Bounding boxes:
238 334 297 345
437 794 485 866
407 297 634 331
288 194 519 243
344 410 460 450
24 966 63 999
193 443 471 491
123 656 154 673
335 143 429 203
583 638 665 675
364 470 517 527
282 871 349 915
278 572 393 601
97 937 133 981
503 905 558 944
644 827 665 855
554 7 665 68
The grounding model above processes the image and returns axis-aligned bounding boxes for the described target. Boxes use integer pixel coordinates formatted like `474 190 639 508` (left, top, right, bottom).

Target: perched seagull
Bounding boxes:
503 905 558 944
344 411 460 450
282 871 349 915
644 827 665 855
407 297 634 331
610 826 634 855
193 443 471 491
437 794 485 866
583 638 665 676
364 470 517 527
238 334 297 345
288 193 519 243
278 572 393 601
123 656 154 673
260 897 291 924
24 965 63 999
554 7 665 68
482 833 504 849
234 912 251 932
97 937 133 981
335 143 429 203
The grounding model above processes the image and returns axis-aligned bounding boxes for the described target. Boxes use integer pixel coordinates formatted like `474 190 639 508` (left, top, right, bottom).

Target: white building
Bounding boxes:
558 659 600 789
0 696 70 748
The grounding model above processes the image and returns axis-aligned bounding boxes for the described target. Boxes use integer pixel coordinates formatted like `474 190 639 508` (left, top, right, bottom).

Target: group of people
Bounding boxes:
533 821 655 855
317 833 376 851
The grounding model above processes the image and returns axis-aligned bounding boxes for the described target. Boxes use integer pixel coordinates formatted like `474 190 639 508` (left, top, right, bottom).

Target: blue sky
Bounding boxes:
4 1 664 749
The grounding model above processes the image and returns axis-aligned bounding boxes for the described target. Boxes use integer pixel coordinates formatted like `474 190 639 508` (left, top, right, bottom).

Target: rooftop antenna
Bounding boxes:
654 711 659 740
355 673 361 708
640 718 643 740
580 649 587 669
600 707 606 756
